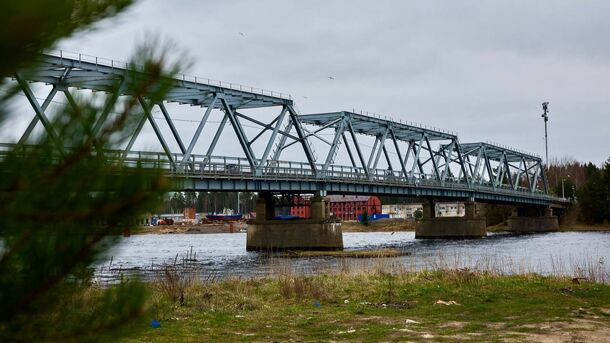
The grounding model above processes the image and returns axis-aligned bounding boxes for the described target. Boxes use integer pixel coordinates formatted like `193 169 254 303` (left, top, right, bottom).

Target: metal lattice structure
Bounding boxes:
2 51 565 206
458 142 548 193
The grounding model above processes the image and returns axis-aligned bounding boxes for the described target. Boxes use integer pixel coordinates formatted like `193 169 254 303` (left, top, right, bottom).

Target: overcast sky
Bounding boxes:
53 0 609 164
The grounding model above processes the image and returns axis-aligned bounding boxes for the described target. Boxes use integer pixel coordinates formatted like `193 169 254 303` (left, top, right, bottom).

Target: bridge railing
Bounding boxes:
43 49 293 100
0 143 554 200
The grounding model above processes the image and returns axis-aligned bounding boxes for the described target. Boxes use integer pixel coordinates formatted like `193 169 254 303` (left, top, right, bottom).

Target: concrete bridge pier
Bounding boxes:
246 192 343 251
415 200 487 239
507 206 558 233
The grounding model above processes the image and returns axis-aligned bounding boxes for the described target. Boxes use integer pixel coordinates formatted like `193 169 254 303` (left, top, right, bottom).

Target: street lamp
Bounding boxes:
541 102 549 166
562 174 570 198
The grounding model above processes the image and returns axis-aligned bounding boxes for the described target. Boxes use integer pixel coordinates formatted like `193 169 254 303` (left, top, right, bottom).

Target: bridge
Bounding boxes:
3 50 568 249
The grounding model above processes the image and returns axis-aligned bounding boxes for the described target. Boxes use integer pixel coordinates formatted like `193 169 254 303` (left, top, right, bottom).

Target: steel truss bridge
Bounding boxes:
3 51 565 206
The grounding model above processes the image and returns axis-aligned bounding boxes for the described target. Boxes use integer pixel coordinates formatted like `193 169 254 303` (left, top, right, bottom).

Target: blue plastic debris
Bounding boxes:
151 319 161 328
313 300 321 308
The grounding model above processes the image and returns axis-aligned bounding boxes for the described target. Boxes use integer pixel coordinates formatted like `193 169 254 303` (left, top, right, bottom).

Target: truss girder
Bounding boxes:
7 55 553 199
25 54 292 110
457 142 547 194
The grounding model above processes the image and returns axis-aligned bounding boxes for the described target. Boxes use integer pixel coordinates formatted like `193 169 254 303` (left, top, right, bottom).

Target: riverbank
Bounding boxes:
135 222 248 234
107 270 610 342
134 219 609 235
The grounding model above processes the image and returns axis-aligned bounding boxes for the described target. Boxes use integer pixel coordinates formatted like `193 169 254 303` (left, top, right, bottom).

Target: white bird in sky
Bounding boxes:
238 32 246 37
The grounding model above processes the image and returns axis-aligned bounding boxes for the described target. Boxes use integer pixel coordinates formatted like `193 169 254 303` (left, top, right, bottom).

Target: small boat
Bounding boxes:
206 208 243 221
206 214 243 221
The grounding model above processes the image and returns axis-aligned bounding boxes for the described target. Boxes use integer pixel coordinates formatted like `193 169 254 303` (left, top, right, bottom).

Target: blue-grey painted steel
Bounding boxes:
28 52 292 109
4 52 568 207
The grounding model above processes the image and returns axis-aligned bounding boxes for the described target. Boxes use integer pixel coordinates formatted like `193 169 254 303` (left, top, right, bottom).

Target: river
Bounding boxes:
96 231 610 283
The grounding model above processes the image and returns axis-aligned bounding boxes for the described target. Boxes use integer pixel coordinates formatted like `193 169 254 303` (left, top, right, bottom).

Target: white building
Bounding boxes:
435 202 465 217
382 204 423 219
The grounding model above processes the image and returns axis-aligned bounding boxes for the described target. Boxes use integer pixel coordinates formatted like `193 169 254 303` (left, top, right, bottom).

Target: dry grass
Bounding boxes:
278 248 410 258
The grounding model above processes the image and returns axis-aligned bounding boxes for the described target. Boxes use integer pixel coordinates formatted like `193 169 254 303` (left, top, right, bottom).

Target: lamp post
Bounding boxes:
541 102 549 166
561 174 570 198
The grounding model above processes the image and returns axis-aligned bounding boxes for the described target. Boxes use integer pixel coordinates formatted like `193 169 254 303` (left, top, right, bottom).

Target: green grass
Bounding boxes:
108 270 610 342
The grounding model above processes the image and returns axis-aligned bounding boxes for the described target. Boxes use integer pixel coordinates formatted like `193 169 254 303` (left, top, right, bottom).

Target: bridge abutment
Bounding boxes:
246 193 343 251
415 200 487 239
507 206 558 233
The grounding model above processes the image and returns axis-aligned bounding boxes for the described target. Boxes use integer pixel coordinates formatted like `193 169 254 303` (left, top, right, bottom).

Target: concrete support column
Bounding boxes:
415 199 486 239
464 201 476 220
507 206 558 233
247 192 343 251
310 195 327 221
422 200 434 219
254 192 274 223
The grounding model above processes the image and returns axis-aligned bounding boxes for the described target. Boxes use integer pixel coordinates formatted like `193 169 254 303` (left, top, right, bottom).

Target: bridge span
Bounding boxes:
3 51 569 249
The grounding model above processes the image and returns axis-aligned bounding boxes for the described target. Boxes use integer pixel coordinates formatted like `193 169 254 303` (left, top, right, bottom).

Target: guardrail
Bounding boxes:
0 143 555 201
43 49 293 100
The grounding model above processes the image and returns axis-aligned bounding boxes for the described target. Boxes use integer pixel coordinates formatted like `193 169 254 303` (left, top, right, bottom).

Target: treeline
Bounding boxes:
160 191 258 214
546 156 610 224
575 159 610 223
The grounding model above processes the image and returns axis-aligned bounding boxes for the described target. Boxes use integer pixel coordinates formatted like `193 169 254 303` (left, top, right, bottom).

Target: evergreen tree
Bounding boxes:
0 1 182 340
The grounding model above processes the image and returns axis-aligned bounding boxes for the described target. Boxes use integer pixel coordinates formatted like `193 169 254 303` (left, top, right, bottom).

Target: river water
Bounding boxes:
96 231 610 283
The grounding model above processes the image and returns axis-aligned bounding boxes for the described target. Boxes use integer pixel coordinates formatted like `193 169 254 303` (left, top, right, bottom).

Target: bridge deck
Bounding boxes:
0 143 566 206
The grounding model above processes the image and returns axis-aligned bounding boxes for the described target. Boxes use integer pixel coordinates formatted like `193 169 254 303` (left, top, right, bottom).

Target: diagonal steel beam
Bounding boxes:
410 136 425 178
483 148 494 186
456 145 470 185
424 136 441 181
121 107 149 161
367 135 381 170
271 118 292 161
513 157 525 190
472 145 484 183
390 129 407 178
494 153 506 188
323 117 347 171
286 105 317 173
442 140 456 184
530 162 541 193
18 87 58 144
402 140 414 175
137 97 175 169
92 78 126 136
370 127 389 171
347 121 368 176
158 102 186 154
248 112 282 146
342 132 357 168
221 97 256 168
18 69 73 144
15 72 63 153
204 112 229 161
257 106 288 174
180 94 218 166
382 145 393 171
503 153 513 189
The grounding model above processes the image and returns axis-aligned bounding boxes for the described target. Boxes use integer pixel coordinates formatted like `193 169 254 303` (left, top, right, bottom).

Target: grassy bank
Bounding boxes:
106 269 610 342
